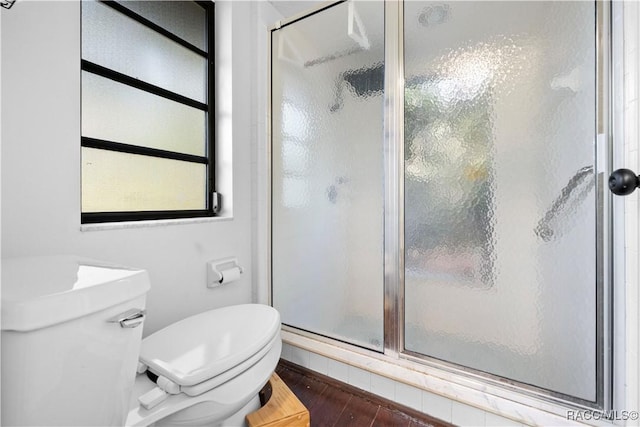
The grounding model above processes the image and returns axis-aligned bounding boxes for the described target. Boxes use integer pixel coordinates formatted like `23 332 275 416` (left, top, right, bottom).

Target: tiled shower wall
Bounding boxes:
277 3 640 427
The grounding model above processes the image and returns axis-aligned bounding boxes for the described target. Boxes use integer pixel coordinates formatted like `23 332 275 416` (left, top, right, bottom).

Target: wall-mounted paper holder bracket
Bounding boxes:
207 257 243 288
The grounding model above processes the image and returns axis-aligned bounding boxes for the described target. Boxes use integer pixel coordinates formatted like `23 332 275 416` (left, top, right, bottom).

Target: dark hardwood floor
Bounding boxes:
275 360 453 427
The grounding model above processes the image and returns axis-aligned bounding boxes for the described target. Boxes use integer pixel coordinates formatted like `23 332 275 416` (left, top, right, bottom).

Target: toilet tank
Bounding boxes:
1 255 150 426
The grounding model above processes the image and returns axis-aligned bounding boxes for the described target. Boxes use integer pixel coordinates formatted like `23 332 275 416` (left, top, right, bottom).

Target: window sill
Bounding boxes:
80 215 232 232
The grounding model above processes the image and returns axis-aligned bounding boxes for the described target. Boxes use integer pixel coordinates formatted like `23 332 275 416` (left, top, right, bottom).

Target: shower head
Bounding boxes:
329 64 384 113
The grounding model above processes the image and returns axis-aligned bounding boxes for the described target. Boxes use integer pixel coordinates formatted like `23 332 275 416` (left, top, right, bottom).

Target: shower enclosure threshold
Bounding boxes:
280 329 601 427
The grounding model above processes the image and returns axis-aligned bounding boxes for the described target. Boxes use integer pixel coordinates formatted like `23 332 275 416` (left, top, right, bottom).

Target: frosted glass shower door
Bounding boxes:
403 1 599 401
271 2 385 350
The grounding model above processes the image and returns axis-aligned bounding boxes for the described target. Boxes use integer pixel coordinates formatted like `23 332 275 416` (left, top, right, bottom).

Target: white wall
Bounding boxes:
1 0 256 336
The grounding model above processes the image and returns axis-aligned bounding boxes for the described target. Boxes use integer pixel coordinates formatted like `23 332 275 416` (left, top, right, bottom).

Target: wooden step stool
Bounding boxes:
246 373 310 427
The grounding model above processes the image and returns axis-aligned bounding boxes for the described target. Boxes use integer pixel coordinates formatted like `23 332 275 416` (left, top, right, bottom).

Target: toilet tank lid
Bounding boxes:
1 255 150 332
139 304 281 387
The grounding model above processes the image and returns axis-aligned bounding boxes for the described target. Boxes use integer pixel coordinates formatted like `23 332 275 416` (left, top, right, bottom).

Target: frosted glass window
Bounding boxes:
82 148 206 213
116 1 206 51
81 0 213 222
403 1 597 402
82 72 205 156
82 0 206 102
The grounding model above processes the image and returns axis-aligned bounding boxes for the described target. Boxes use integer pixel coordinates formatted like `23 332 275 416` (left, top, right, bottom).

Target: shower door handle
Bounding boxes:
608 169 640 196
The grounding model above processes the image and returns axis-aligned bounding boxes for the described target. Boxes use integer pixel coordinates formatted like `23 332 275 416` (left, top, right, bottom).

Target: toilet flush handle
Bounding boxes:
107 308 146 328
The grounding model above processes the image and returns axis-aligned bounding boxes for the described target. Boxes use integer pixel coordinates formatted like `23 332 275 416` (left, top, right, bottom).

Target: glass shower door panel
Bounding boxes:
403 1 597 400
271 2 385 350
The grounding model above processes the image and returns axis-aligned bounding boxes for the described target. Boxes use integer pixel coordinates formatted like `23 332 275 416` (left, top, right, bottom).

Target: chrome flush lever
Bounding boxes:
107 308 146 328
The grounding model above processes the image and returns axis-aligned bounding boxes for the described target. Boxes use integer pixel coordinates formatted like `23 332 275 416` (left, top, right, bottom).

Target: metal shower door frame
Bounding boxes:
269 0 617 411
383 0 614 410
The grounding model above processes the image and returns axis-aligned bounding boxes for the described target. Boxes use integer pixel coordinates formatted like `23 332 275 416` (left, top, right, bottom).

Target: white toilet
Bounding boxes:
1 255 282 427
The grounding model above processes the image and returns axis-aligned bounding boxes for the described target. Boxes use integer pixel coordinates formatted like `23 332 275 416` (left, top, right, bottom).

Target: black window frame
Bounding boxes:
81 0 216 224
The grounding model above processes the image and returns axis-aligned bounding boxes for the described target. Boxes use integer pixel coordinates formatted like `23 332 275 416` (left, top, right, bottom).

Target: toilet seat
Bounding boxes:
126 304 281 426
178 332 279 397
140 304 281 390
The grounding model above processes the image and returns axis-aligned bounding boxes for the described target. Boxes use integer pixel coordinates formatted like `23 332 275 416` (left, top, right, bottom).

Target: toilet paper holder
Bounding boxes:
207 257 243 288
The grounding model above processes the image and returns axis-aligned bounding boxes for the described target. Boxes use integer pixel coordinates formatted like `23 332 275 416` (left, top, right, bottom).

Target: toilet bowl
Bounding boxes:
1 256 282 427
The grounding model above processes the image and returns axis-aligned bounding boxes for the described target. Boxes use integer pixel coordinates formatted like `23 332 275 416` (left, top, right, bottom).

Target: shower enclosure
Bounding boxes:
270 0 610 408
